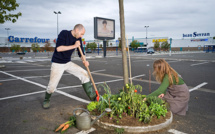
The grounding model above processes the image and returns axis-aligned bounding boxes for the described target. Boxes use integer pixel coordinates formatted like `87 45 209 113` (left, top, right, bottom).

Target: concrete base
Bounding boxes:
94 112 172 133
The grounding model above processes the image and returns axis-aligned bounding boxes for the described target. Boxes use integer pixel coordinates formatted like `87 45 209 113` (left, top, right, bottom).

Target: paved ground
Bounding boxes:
0 51 215 134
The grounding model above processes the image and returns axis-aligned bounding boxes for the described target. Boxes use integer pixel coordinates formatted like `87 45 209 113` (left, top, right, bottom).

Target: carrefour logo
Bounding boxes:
8 36 50 43
183 32 210 38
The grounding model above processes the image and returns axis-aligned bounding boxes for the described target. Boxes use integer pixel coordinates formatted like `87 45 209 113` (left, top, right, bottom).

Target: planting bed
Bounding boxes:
93 112 172 133
87 83 173 133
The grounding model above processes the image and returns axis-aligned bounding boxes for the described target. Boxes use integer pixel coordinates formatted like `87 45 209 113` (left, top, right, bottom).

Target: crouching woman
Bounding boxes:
146 59 190 115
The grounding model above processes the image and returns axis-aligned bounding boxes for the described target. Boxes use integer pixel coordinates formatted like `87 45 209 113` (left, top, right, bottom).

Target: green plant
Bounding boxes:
10 44 20 52
86 42 97 50
0 0 22 24
149 102 168 119
87 101 98 112
115 128 124 134
130 40 141 49
31 43 40 56
161 41 170 51
146 96 165 106
90 83 169 124
154 40 160 49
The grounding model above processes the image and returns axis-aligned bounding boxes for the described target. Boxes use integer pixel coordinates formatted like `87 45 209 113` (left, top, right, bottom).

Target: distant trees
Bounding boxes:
44 41 52 56
10 44 20 52
130 40 140 49
86 42 97 50
31 43 40 56
161 41 170 51
153 40 160 50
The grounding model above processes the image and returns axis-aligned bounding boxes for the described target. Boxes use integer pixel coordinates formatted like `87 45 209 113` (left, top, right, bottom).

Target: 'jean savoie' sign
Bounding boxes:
183 32 210 38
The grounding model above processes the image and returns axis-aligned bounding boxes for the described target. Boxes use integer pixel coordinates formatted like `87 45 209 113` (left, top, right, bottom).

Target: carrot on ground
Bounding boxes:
61 124 70 132
55 123 65 132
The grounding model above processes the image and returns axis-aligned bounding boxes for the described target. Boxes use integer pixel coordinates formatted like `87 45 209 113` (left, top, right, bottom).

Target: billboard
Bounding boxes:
94 17 115 40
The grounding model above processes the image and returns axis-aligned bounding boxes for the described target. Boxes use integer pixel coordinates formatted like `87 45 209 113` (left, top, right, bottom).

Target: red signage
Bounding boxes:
83 41 86 45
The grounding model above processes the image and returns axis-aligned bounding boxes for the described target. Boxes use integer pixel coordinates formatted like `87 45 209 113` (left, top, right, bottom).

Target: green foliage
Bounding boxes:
115 128 124 134
0 0 22 23
149 102 168 119
146 96 165 106
31 43 40 52
213 36 215 39
92 83 169 124
154 40 160 49
118 40 122 49
130 40 141 49
86 42 97 50
99 44 102 48
44 41 52 51
87 101 98 112
161 41 170 50
10 44 20 52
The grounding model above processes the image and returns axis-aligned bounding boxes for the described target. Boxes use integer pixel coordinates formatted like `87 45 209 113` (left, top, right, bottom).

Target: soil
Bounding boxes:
90 110 171 127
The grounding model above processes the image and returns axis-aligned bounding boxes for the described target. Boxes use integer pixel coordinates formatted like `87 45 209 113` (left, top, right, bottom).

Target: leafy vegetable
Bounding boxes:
87 101 98 112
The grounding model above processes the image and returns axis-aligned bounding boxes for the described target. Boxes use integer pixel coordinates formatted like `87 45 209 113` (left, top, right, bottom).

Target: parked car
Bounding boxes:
147 48 155 54
134 47 147 53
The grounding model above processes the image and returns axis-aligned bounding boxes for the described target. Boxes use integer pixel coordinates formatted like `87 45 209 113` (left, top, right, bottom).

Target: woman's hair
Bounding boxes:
153 59 179 86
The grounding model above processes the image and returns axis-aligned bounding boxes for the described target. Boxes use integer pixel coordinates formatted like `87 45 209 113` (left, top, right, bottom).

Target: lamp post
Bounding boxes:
144 26 149 46
54 11 61 38
169 38 172 56
5 28 10 52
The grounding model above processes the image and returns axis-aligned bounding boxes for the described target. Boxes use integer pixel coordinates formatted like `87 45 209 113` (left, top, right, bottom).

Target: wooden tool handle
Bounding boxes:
78 46 98 92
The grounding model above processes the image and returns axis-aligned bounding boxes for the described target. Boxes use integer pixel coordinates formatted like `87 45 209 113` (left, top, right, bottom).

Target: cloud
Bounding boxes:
0 0 214 40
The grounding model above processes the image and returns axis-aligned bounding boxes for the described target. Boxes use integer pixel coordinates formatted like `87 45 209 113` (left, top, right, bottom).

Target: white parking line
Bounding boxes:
0 70 106 82
168 129 187 134
0 70 122 101
168 60 181 63
190 62 209 66
15 61 27 63
189 82 208 92
6 69 49 73
132 60 151 62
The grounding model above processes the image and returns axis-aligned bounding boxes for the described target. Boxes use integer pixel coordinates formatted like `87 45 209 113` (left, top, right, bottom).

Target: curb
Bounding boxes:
95 112 172 133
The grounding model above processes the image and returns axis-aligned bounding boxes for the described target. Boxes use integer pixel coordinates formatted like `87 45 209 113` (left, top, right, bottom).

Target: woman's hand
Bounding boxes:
158 94 164 98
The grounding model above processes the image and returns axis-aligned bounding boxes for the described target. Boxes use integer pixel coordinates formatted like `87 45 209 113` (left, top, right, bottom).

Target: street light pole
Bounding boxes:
54 11 61 38
144 26 149 46
5 28 10 52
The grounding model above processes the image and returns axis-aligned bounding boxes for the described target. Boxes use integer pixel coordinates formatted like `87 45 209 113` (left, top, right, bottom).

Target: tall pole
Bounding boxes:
169 38 172 56
5 28 10 52
119 0 129 88
54 11 61 37
145 26 149 46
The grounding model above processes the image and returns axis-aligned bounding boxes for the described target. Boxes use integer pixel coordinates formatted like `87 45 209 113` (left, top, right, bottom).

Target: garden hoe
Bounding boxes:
78 46 100 102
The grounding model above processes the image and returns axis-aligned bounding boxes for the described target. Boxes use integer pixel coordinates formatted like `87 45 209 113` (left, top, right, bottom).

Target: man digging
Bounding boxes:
43 24 96 109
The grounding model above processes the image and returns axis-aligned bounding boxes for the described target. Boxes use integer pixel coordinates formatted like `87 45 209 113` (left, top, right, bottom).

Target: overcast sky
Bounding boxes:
0 0 214 40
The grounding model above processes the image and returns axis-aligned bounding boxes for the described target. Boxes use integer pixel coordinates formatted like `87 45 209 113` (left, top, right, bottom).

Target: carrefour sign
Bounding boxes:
183 32 210 38
8 36 50 43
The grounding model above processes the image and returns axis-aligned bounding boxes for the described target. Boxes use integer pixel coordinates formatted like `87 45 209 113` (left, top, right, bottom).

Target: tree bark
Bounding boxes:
119 0 129 89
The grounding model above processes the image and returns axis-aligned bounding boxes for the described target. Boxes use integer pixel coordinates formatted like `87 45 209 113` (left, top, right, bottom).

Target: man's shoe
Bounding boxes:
82 82 96 101
43 92 52 109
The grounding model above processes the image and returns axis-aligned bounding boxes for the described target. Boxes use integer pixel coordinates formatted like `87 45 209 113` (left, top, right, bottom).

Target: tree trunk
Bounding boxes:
119 0 129 89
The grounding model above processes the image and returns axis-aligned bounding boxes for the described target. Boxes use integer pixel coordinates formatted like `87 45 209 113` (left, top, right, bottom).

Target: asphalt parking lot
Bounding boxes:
0 51 215 134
